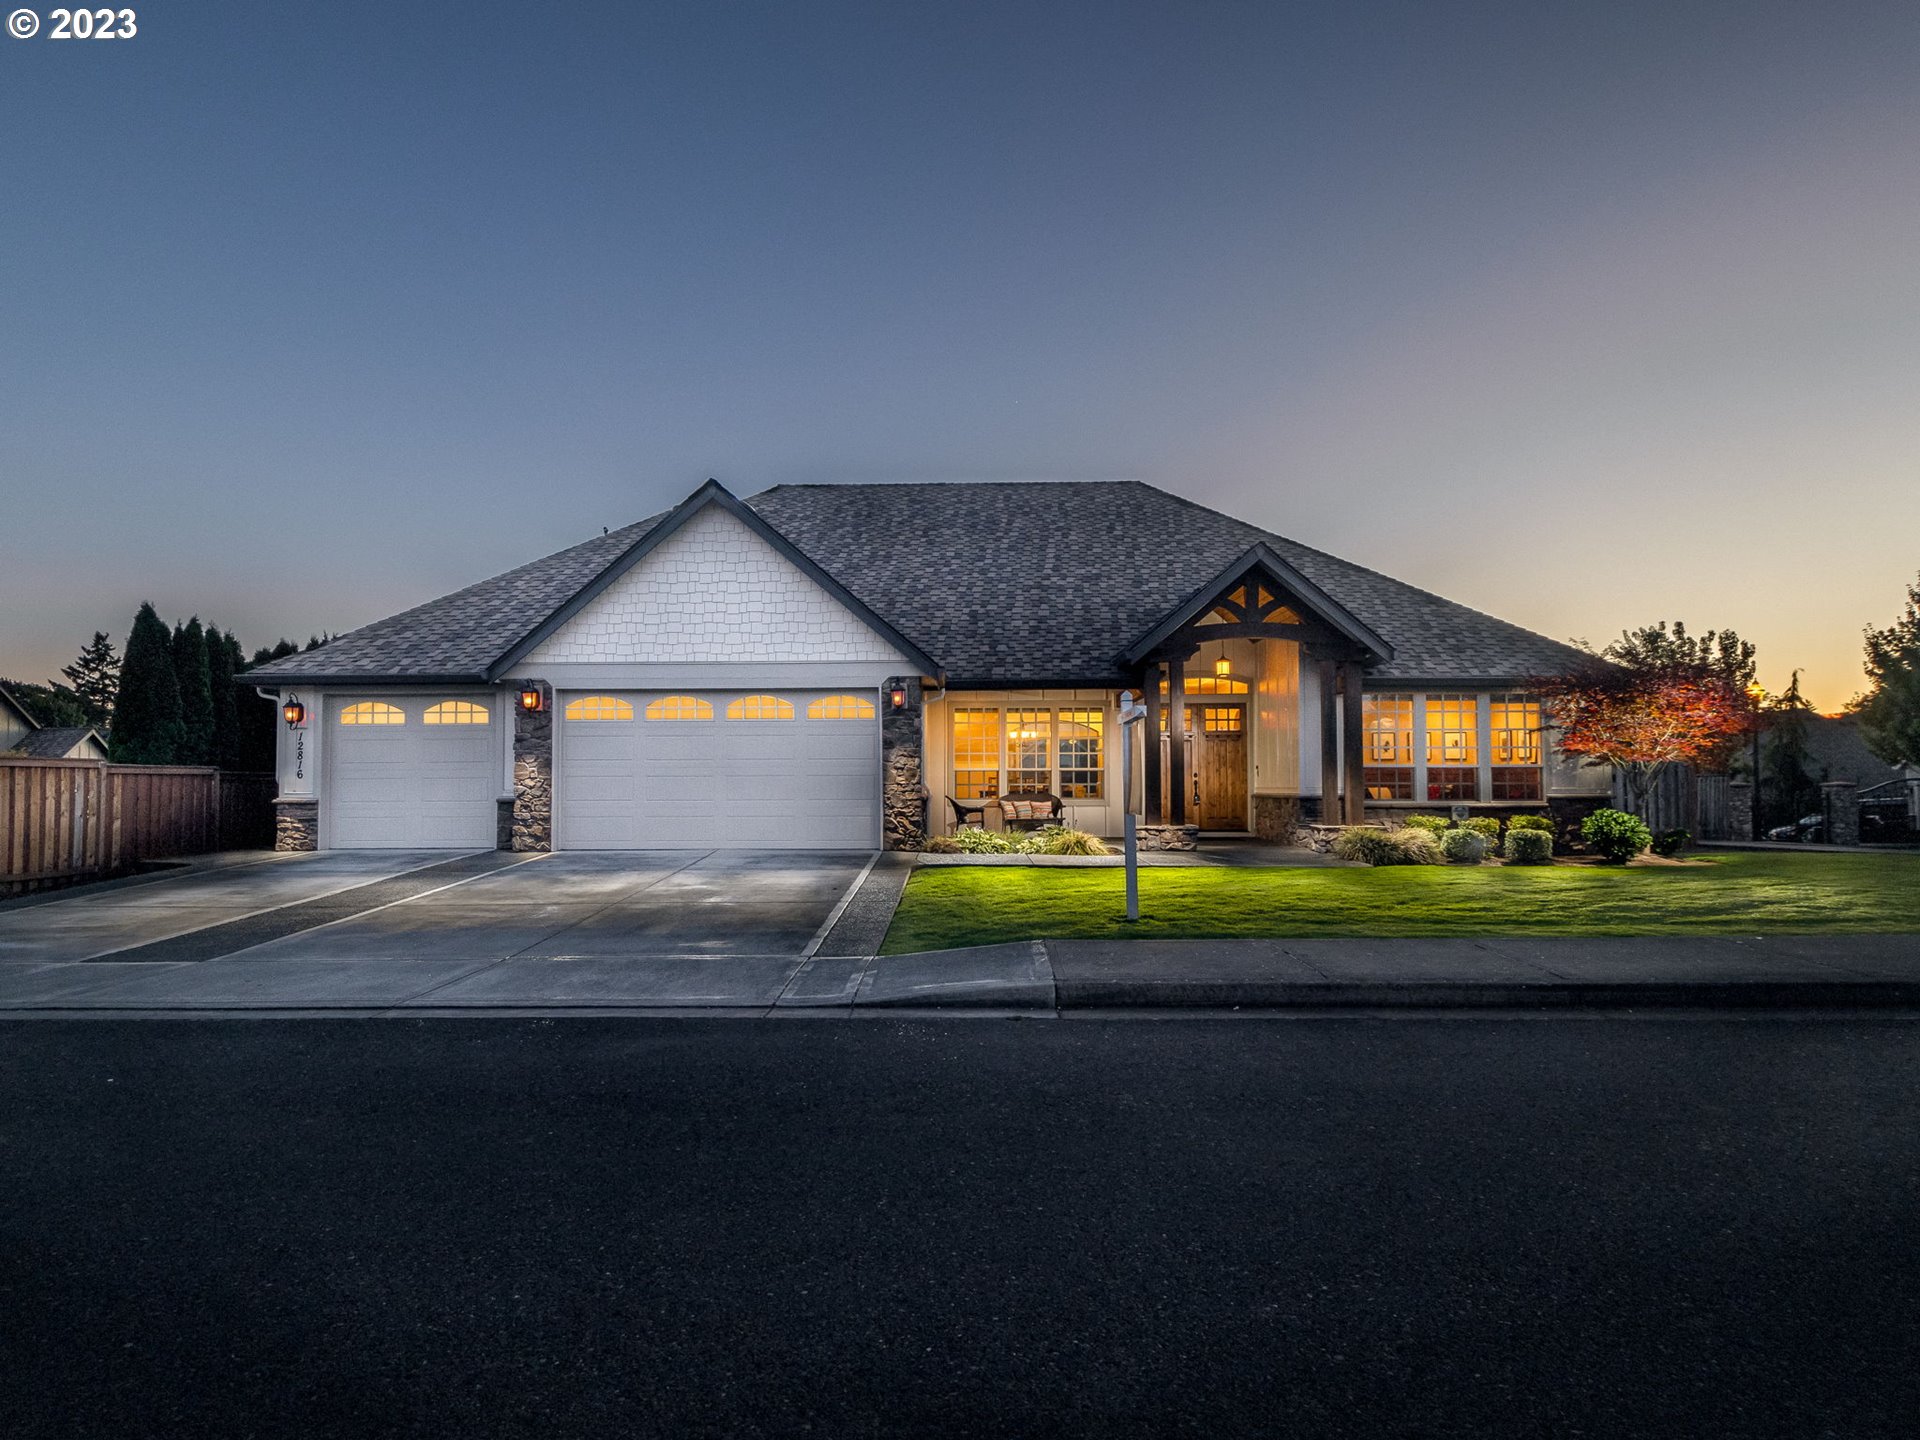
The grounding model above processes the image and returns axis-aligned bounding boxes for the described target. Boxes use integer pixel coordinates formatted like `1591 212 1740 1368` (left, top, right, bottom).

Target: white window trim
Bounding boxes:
951 701 1110 802
1361 692 1546 806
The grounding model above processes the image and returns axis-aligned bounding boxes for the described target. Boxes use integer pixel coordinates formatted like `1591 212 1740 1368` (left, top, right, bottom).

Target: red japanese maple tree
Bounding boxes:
1534 664 1755 819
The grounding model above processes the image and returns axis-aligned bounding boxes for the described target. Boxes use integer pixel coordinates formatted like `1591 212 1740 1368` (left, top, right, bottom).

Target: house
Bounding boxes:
4 725 110 760
243 479 1611 852
0 687 37 755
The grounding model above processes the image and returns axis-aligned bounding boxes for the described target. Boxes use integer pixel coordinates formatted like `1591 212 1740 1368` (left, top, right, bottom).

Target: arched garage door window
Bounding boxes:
566 696 635 721
340 702 404 725
726 695 793 720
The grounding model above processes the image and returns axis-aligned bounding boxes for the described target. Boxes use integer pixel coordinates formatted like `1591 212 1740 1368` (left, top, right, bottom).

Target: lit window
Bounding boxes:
1425 693 1479 801
1491 695 1543 800
642 695 709 721
726 694 793 720
1057 709 1104 798
1199 706 1243 735
1005 709 1052 792
1156 675 1251 696
340 702 404 725
567 695 636 722
807 694 875 720
424 700 489 725
1362 693 1414 799
952 708 1001 801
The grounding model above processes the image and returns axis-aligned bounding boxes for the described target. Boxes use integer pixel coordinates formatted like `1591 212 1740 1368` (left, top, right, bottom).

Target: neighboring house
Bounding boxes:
0 687 37 755
1800 714 1905 792
244 479 1610 852
4 725 110 760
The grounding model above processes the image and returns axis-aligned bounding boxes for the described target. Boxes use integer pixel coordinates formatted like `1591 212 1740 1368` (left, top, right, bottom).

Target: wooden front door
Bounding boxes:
1194 704 1248 830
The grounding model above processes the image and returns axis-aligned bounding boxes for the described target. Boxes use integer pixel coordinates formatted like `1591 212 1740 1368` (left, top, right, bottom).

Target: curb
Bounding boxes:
1051 980 1920 1010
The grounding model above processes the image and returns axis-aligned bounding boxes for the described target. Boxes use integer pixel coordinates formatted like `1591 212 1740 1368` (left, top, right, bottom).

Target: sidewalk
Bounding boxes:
4 933 1915 1015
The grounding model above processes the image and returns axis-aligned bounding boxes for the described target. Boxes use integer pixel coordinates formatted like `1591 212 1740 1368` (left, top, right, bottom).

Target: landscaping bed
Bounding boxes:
881 852 1920 953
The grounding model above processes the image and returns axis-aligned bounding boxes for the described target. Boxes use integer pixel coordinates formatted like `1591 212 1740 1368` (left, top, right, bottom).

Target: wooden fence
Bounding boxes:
1612 766 1729 840
0 760 277 896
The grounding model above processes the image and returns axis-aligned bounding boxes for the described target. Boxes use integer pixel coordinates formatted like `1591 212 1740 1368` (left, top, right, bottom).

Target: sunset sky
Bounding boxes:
3 1 1915 710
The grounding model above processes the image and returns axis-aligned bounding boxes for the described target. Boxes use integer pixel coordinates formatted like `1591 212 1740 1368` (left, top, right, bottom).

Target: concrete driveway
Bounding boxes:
0 850 900 1012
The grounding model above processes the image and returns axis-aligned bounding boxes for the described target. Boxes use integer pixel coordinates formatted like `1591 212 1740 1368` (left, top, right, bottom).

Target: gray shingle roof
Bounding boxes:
5 726 104 758
246 481 1588 686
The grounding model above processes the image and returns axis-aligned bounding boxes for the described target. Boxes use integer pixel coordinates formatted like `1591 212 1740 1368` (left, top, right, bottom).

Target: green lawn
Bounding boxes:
880 852 1920 953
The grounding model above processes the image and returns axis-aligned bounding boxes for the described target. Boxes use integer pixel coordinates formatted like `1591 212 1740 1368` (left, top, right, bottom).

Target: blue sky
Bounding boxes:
3 1 1915 708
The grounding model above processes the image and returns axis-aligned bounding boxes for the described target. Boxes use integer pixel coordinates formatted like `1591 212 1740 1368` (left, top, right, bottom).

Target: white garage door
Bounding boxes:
556 690 881 849
326 695 501 849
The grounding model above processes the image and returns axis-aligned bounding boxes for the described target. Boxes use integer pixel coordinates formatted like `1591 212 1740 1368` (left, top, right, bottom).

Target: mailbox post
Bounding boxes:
1118 689 1147 921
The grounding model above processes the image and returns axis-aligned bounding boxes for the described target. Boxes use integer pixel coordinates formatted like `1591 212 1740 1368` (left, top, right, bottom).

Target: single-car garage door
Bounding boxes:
556 690 881 849
326 695 502 848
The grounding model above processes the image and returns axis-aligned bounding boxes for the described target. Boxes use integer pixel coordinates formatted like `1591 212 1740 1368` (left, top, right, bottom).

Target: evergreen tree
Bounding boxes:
236 636 297 771
206 624 241 770
1857 572 1920 771
59 632 120 729
0 679 89 728
110 603 184 764
172 617 216 766
1760 673 1822 832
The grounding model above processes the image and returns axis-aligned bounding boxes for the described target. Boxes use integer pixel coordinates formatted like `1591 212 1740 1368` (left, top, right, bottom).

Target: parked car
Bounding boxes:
1767 814 1824 843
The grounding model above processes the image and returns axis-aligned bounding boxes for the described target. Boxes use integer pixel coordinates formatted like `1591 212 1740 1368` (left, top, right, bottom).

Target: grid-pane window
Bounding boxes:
643 695 710 721
568 695 635 721
726 694 793 720
424 700 489 725
1424 693 1480 801
1005 709 1053 793
952 709 1001 801
807 694 875 720
1363 693 1413 800
1490 695 1542 799
1199 706 1243 734
340 702 404 725
1057 710 1104 798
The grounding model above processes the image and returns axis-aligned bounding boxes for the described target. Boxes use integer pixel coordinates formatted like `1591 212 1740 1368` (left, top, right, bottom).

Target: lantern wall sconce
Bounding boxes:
888 683 909 712
518 686 544 714
282 698 305 729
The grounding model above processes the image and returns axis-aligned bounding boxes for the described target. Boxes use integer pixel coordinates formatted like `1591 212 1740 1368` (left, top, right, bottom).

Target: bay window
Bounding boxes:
1424 693 1478 801
1489 695 1544 800
1362 693 1414 800
1352 691 1546 804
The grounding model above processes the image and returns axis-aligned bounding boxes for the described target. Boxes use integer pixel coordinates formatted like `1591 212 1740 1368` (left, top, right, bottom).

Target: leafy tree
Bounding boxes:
0 679 90 728
1857 573 1920 772
206 624 242 770
1603 621 1757 692
1602 621 1757 773
172 618 216 766
1535 662 1754 820
59 632 120 729
111 603 184 764
1760 672 1821 831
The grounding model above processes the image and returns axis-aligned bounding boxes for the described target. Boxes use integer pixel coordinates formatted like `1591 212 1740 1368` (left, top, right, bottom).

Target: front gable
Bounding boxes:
525 503 912 667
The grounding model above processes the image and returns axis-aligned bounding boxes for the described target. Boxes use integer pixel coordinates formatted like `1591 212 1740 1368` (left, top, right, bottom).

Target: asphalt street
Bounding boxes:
4 1016 1917 1438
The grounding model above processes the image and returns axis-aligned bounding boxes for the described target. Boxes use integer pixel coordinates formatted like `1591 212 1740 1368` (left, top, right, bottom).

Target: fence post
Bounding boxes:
1822 780 1860 846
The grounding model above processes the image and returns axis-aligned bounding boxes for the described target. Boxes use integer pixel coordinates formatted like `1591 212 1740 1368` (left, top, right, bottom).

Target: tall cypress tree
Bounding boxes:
173 618 216 767
236 635 294 772
206 624 241 770
110 604 184 764
60 632 121 729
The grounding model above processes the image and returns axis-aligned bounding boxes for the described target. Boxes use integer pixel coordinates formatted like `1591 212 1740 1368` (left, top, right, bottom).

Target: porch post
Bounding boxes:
1141 664 1164 825
1341 663 1366 824
1316 655 1338 822
1167 654 1188 824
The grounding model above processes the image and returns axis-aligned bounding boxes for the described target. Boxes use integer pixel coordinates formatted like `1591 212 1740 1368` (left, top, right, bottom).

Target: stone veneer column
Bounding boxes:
274 798 319 852
1821 780 1859 846
881 676 925 851
1727 781 1754 842
512 683 553 852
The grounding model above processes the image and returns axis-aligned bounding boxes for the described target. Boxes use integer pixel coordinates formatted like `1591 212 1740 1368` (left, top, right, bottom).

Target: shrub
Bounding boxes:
1030 825 1108 856
923 834 961 854
1462 816 1503 841
1401 814 1450 835
1581 808 1652 863
1438 828 1489 863
1650 827 1691 858
1502 828 1553 864
952 827 1017 854
1506 814 1554 834
1334 826 1441 866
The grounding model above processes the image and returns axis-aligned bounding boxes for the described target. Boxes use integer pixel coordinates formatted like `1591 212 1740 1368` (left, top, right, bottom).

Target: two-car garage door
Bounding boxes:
557 690 881 850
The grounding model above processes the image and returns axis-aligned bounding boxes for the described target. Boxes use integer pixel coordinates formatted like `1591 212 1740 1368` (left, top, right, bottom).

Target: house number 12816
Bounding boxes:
48 8 136 38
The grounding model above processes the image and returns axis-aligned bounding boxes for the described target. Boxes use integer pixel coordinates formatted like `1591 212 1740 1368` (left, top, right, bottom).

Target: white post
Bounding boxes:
1118 690 1147 922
